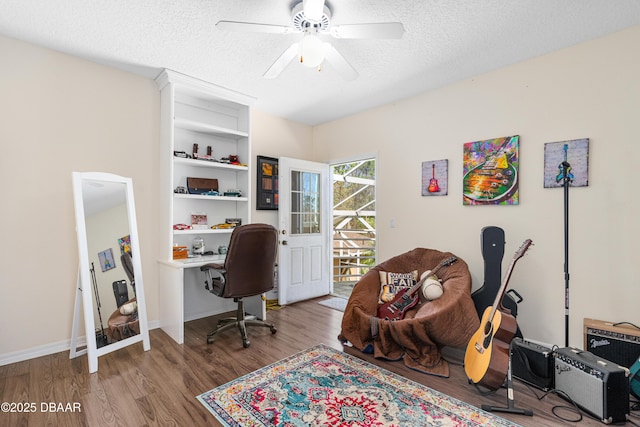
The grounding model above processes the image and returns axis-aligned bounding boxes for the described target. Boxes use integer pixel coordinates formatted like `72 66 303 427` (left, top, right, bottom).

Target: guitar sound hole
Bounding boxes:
483 322 493 336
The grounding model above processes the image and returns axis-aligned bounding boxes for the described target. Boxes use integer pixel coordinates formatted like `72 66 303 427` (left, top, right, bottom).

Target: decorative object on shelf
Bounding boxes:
210 223 235 229
118 235 131 255
191 212 208 229
463 135 519 205
257 155 279 210
226 218 242 226
421 159 448 196
543 138 589 188
98 248 116 272
173 223 193 230
192 236 205 255
173 151 191 159
172 245 188 260
174 186 188 194
223 189 242 197
218 245 228 255
192 143 217 162
187 177 219 195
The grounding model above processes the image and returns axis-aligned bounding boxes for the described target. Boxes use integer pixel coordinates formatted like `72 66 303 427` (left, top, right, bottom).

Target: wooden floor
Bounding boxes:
1 297 636 426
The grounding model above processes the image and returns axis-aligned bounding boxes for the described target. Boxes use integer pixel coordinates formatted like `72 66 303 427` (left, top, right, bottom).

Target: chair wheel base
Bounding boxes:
207 336 215 344
270 326 277 334
243 340 250 348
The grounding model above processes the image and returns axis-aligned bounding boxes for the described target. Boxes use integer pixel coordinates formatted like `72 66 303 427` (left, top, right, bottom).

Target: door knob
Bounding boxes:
282 240 288 245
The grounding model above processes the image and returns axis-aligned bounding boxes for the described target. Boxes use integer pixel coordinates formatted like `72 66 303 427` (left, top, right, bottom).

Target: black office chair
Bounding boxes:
200 223 278 348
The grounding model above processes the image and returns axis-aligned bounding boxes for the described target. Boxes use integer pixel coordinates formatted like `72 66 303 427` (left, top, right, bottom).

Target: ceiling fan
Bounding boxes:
216 0 405 80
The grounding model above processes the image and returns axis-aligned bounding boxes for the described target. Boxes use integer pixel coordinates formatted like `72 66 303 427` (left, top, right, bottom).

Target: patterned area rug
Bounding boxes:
197 344 521 427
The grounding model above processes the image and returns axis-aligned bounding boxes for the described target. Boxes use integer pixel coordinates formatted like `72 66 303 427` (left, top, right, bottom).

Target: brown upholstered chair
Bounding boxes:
339 248 480 377
200 223 278 348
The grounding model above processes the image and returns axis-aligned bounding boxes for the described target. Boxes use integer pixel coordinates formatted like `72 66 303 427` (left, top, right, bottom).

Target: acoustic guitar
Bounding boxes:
464 239 532 390
377 256 457 321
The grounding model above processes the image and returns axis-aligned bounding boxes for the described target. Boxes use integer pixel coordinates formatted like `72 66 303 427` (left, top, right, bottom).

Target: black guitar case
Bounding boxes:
471 226 523 338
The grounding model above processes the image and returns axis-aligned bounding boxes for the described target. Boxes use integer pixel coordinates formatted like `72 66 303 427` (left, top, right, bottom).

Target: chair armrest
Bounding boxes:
200 262 224 271
200 264 227 296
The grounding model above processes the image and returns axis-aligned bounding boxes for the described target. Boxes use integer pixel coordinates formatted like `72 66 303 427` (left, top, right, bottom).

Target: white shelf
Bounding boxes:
173 156 248 171
173 228 234 235
174 117 248 138
173 193 248 202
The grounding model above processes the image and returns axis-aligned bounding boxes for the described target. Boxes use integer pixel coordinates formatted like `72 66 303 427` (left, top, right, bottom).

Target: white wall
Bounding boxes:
0 35 160 358
312 26 640 348
0 34 313 362
250 110 314 226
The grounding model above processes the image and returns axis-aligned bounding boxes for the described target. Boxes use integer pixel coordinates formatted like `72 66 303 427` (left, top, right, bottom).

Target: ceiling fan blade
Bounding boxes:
329 22 405 39
216 20 297 35
263 43 300 79
322 43 358 81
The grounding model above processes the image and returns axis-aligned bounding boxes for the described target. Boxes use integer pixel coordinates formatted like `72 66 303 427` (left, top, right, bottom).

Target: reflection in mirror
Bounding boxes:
82 180 138 346
70 172 150 373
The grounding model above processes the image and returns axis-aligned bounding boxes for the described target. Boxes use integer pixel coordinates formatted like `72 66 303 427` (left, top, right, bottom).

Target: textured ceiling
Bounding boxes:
1 1 639 125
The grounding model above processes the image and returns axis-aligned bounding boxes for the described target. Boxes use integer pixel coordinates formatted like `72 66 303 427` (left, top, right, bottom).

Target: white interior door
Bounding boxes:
278 157 331 305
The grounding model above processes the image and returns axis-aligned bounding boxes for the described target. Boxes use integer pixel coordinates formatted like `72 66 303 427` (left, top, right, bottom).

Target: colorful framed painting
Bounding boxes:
98 248 116 272
463 135 519 205
421 159 448 196
118 235 131 255
543 138 589 188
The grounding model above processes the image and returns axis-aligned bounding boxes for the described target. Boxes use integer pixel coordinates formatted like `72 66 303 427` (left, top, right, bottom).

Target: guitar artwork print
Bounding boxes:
463 135 519 205
464 239 532 390
377 256 457 321
555 143 574 183
428 163 440 193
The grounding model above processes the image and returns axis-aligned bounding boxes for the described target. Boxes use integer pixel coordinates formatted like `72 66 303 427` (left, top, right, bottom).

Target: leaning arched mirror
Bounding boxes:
70 172 150 373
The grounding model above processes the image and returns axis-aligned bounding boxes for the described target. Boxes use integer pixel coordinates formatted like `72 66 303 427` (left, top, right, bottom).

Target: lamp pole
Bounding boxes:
557 143 573 348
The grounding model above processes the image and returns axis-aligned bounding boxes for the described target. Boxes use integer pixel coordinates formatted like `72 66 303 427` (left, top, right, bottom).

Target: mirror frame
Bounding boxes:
70 171 150 373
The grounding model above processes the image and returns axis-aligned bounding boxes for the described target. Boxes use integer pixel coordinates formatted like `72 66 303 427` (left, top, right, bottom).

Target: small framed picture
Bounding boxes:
422 159 448 196
191 212 208 230
257 155 279 210
98 248 116 272
118 235 131 255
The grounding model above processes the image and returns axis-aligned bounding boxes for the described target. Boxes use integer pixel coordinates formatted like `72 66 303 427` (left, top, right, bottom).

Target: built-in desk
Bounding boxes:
158 257 266 344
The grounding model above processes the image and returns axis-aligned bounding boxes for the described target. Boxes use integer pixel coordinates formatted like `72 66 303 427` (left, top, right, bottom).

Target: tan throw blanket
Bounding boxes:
339 248 480 377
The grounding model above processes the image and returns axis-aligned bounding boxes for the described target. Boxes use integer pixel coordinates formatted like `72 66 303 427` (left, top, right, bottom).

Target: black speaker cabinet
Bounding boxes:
584 318 640 368
511 338 554 391
554 347 629 424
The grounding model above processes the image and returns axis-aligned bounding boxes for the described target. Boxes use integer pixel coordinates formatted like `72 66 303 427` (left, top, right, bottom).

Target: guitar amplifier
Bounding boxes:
584 318 640 368
511 338 554 391
554 347 629 424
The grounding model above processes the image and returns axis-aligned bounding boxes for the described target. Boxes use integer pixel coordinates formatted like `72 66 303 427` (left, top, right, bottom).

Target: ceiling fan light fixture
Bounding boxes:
300 33 324 68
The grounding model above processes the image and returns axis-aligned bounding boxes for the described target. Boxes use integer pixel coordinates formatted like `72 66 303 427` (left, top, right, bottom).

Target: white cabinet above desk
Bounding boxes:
156 69 260 344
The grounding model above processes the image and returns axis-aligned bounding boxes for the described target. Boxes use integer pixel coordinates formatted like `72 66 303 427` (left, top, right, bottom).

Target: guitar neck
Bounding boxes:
486 240 531 322
407 258 453 297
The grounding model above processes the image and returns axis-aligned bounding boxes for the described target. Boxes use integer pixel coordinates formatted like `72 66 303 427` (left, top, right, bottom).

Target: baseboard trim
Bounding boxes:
0 320 161 366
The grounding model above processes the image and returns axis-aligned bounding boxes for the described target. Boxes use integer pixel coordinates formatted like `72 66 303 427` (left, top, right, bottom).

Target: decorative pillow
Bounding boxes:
378 270 418 304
